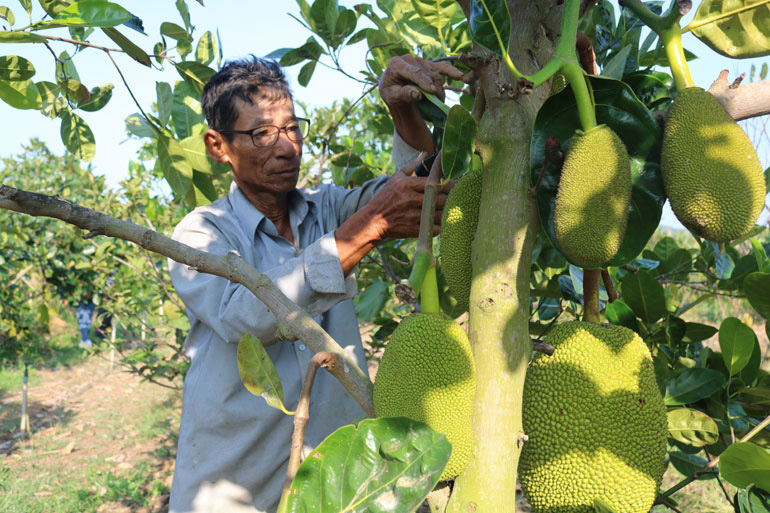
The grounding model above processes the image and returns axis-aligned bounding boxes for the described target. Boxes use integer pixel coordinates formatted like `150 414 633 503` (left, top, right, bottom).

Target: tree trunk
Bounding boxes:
447 3 561 511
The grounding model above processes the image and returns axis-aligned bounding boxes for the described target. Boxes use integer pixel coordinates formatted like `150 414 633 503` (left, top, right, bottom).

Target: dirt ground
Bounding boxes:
0 354 180 513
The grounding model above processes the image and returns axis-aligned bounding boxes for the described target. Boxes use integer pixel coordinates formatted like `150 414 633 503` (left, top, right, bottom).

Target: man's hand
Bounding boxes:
334 153 454 275
379 55 464 154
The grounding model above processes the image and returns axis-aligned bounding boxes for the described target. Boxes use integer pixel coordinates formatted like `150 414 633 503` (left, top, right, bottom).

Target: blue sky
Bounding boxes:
0 1 768 228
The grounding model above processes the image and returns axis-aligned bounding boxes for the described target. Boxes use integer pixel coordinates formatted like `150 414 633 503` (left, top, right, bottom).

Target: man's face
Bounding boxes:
223 93 302 196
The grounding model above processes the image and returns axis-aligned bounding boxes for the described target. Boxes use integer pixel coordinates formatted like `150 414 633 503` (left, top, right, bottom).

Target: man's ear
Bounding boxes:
204 129 231 164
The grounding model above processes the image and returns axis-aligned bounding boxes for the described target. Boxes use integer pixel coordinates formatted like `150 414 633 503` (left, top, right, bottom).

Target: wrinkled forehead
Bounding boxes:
232 93 296 127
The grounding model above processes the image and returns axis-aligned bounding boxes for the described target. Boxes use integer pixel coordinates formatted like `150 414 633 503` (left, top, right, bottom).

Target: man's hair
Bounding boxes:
201 56 292 136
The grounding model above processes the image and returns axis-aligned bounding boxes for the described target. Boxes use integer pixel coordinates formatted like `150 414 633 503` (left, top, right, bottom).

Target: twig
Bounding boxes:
35 33 122 53
532 341 555 355
105 51 162 136
445 85 472 95
281 352 337 503
601 269 618 303
0 185 375 416
376 247 401 283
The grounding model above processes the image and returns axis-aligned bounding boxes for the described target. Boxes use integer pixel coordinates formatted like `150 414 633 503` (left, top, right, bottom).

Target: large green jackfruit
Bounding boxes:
440 169 482 312
520 322 668 513
373 313 475 481
662 87 766 242
553 125 632 268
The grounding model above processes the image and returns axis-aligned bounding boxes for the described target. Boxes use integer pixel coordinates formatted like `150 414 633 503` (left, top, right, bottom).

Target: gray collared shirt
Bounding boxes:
167 175 393 513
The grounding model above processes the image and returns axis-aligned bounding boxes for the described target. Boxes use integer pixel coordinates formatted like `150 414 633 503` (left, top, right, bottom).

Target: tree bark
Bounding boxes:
447 2 561 511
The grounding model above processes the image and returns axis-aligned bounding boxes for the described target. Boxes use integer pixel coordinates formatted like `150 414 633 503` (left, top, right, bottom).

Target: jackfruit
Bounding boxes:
520 322 668 513
373 313 475 481
661 87 766 242
440 169 482 312
553 125 632 268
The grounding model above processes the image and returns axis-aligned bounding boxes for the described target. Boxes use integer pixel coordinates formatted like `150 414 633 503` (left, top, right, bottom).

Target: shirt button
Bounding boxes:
298 344 306 351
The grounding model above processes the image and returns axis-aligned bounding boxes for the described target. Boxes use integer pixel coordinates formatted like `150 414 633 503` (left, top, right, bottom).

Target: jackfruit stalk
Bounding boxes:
661 87 766 242
520 322 668 513
373 313 476 481
553 125 632 268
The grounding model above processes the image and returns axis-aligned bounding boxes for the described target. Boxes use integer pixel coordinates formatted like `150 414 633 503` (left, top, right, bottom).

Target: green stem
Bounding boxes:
561 61 597 131
582 269 602 323
408 250 432 294
620 0 668 33
420 264 440 315
660 24 694 91
479 0 523 79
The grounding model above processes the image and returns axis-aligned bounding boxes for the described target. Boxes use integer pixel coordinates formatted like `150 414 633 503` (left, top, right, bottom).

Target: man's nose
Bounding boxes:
274 128 301 156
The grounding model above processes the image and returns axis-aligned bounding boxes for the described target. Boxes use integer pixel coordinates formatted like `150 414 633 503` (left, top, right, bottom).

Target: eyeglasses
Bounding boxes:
217 117 310 148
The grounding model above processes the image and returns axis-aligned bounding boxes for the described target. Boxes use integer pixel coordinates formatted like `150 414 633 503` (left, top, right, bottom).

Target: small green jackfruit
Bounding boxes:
662 87 766 242
373 313 476 481
440 169 482 312
520 322 668 513
553 125 632 268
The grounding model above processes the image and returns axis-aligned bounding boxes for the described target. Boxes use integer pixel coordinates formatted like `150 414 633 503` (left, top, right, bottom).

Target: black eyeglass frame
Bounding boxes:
215 117 311 148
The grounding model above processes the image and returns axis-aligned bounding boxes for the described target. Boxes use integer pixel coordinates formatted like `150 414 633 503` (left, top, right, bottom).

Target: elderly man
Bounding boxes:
168 54 460 513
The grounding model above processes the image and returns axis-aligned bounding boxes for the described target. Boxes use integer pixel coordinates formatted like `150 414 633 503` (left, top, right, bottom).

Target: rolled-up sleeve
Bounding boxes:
170 216 357 347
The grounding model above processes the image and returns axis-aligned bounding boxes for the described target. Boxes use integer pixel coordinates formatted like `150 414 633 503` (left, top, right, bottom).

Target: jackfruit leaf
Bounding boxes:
664 367 726 405
0 55 34 81
441 105 476 180
156 81 173 126
282 417 450 513
619 270 667 323
298 60 316 87
174 61 216 95
0 78 41 109
734 488 770 513
160 21 189 40
653 236 679 260
676 292 716 317
715 250 735 279
236 333 293 415
195 31 216 66
192 170 218 203
176 0 191 30
101 27 151 67
411 0 459 30
417 92 449 120
668 450 715 480
171 81 205 140
531 75 665 268
60 110 95 161
740 339 762 386
638 47 698 66
180 135 228 174
750 238 770 273
280 37 324 66
743 272 770 318
0 32 46 43
623 70 675 110
601 45 632 80
0 6 14 26
58 78 89 103
125 112 156 138
682 322 718 344
689 0 770 58
666 408 719 446
42 1 133 28
437 266 465 318
604 300 637 330
157 134 193 197
720 442 770 492
355 280 389 322
593 498 619 513
78 83 113 112
468 0 511 56
719 316 756 376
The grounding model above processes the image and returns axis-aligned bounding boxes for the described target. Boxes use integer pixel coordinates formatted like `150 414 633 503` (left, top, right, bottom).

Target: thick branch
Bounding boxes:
709 70 770 121
0 185 374 416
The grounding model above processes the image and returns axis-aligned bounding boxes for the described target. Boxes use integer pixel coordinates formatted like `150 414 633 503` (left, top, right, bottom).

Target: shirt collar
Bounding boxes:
228 181 315 240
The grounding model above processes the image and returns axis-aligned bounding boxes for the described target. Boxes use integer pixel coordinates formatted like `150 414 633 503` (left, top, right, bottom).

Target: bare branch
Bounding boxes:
709 70 770 121
0 185 375 416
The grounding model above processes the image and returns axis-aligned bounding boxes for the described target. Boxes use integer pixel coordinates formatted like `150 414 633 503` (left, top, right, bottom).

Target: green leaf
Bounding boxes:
468 0 511 57
160 21 189 40
157 133 193 197
195 30 216 65
412 0 458 34
176 0 190 30
441 105 476 180
19 0 31 16
750 238 770 273
125 112 156 138
604 299 638 329
638 47 698 66
77 83 112 112
156 81 173 126
719 316 756 376
0 78 40 109
666 408 719 447
38 0 69 17
297 59 316 87
36 80 62 117
0 6 15 26
0 31 45 43
601 45 632 80
279 37 324 67
179 134 228 174
45 0 132 28
355 280 389 321
60 109 95 161
0 55 34 80
531 75 665 268
689 0 770 58
619 270 667 323
743 272 770 318
283 417 450 513
734 488 770 513
101 27 151 67
668 449 714 480
664 367 727 405
741 339 762 386
720 442 770 492
421 90 450 115
236 333 293 415
56 50 79 82
171 81 205 140
174 61 215 95
682 322 718 344
192 170 218 203
58 78 89 103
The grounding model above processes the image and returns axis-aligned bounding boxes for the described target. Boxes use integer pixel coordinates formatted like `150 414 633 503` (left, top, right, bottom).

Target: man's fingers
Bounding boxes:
430 60 466 81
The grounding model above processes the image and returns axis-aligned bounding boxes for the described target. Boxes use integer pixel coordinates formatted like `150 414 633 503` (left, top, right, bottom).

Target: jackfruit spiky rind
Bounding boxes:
440 169 482 312
373 313 476 481
520 322 668 513
553 125 632 268
661 87 766 242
